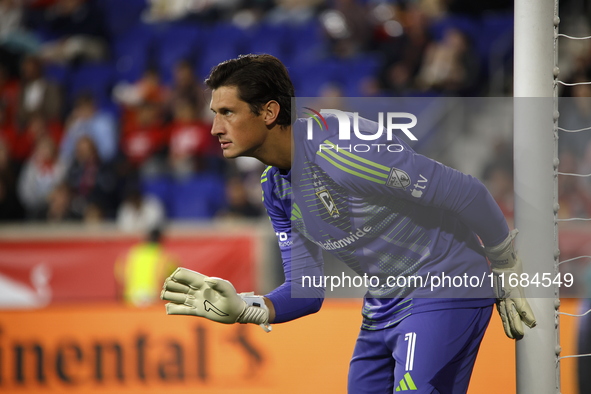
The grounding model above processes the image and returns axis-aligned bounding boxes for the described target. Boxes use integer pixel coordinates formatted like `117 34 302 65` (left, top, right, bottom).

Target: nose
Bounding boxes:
211 114 223 137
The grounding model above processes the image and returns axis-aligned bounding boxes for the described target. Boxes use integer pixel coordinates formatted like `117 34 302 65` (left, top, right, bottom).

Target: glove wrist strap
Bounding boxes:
237 293 272 332
484 229 519 269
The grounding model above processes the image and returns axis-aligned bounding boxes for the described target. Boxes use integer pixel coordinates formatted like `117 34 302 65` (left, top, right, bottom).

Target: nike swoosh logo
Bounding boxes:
203 300 229 316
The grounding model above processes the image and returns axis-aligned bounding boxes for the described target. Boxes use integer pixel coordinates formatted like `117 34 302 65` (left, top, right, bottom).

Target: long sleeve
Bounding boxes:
261 169 324 323
323 138 509 248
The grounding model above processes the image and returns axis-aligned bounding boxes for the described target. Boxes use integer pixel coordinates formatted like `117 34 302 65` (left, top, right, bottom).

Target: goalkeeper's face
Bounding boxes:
210 86 270 160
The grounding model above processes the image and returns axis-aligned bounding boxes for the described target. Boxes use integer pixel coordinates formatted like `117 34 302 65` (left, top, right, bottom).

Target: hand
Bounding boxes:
161 268 271 331
484 229 537 339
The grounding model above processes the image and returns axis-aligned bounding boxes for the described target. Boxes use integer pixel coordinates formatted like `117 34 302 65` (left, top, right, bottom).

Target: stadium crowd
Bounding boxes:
0 0 590 230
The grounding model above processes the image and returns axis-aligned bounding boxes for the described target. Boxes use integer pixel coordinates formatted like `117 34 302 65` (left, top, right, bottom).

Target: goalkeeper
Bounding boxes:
161 54 536 394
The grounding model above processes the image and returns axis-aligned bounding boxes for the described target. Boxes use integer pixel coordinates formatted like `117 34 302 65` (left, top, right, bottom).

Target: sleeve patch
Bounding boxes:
386 168 411 189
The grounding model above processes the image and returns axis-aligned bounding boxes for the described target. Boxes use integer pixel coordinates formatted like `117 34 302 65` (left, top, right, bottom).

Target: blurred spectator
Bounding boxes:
64 135 118 220
46 181 76 222
0 64 20 126
217 176 262 219
166 59 206 121
0 103 19 163
113 67 168 134
60 92 117 164
143 0 242 24
114 227 177 307
114 68 168 108
120 102 168 178
142 0 191 22
16 54 63 128
321 0 371 58
17 135 65 219
0 0 41 78
168 98 213 178
4 111 63 163
558 149 591 219
374 4 431 95
116 186 166 233
83 200 103 224
416 27 480 95
0 138 24 220
266 0 322 26
38 0 109 65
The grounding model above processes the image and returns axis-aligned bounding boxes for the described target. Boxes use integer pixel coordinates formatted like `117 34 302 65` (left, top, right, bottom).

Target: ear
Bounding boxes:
263 100 280 126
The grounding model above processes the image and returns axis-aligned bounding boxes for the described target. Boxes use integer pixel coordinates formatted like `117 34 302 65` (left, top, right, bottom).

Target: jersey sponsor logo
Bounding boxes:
386 168 411 189
314 226 373 250
411 174 428 198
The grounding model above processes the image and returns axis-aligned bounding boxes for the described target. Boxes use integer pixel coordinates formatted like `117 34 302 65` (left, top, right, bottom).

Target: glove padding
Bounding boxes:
161 268 270 331
484 229 537 339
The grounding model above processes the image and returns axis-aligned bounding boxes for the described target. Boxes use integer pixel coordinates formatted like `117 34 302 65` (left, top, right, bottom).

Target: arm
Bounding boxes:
329 145 510 245
262 232 325 323
414 158 510 246
161 168 324 330
261 171 325 323
317 141 535 338
390 154 536 338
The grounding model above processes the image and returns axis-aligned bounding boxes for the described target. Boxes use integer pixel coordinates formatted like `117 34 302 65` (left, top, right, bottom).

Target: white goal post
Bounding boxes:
513 0 559 393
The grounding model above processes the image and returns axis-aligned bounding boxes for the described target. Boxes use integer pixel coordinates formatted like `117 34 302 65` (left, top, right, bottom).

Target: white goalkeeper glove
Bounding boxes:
161 267 271 332
484 229 536 339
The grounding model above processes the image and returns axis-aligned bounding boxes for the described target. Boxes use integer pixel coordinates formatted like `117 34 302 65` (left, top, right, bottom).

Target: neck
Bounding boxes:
254 124 292 169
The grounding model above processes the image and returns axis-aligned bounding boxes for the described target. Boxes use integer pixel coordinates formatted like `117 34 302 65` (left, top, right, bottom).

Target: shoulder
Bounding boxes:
260 166 279 203
260 165 275 189
261 166 292 200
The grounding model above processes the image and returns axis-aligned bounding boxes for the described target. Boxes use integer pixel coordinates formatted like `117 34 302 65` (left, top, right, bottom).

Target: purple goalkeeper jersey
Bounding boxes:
263 113 505 330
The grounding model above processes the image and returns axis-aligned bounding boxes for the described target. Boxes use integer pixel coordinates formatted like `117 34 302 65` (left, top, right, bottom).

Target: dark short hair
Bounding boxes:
204 54 295 126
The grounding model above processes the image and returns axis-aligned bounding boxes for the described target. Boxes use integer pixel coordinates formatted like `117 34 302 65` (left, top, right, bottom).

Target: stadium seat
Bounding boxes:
475 13 514 62
196 23 247 79
429 14 480 43
43 63 70 86
111 23 155 83
68 62 116 107
99 0 148 38
338 54 382 97
477 13 514 78
141 175 173 215
168 173 226 220
283 20 326 68
153 24 201 84
244 23 288 59
290 59 344 97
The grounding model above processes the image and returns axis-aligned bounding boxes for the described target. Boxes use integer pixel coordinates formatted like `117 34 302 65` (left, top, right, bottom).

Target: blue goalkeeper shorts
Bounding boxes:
348 305 493 394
